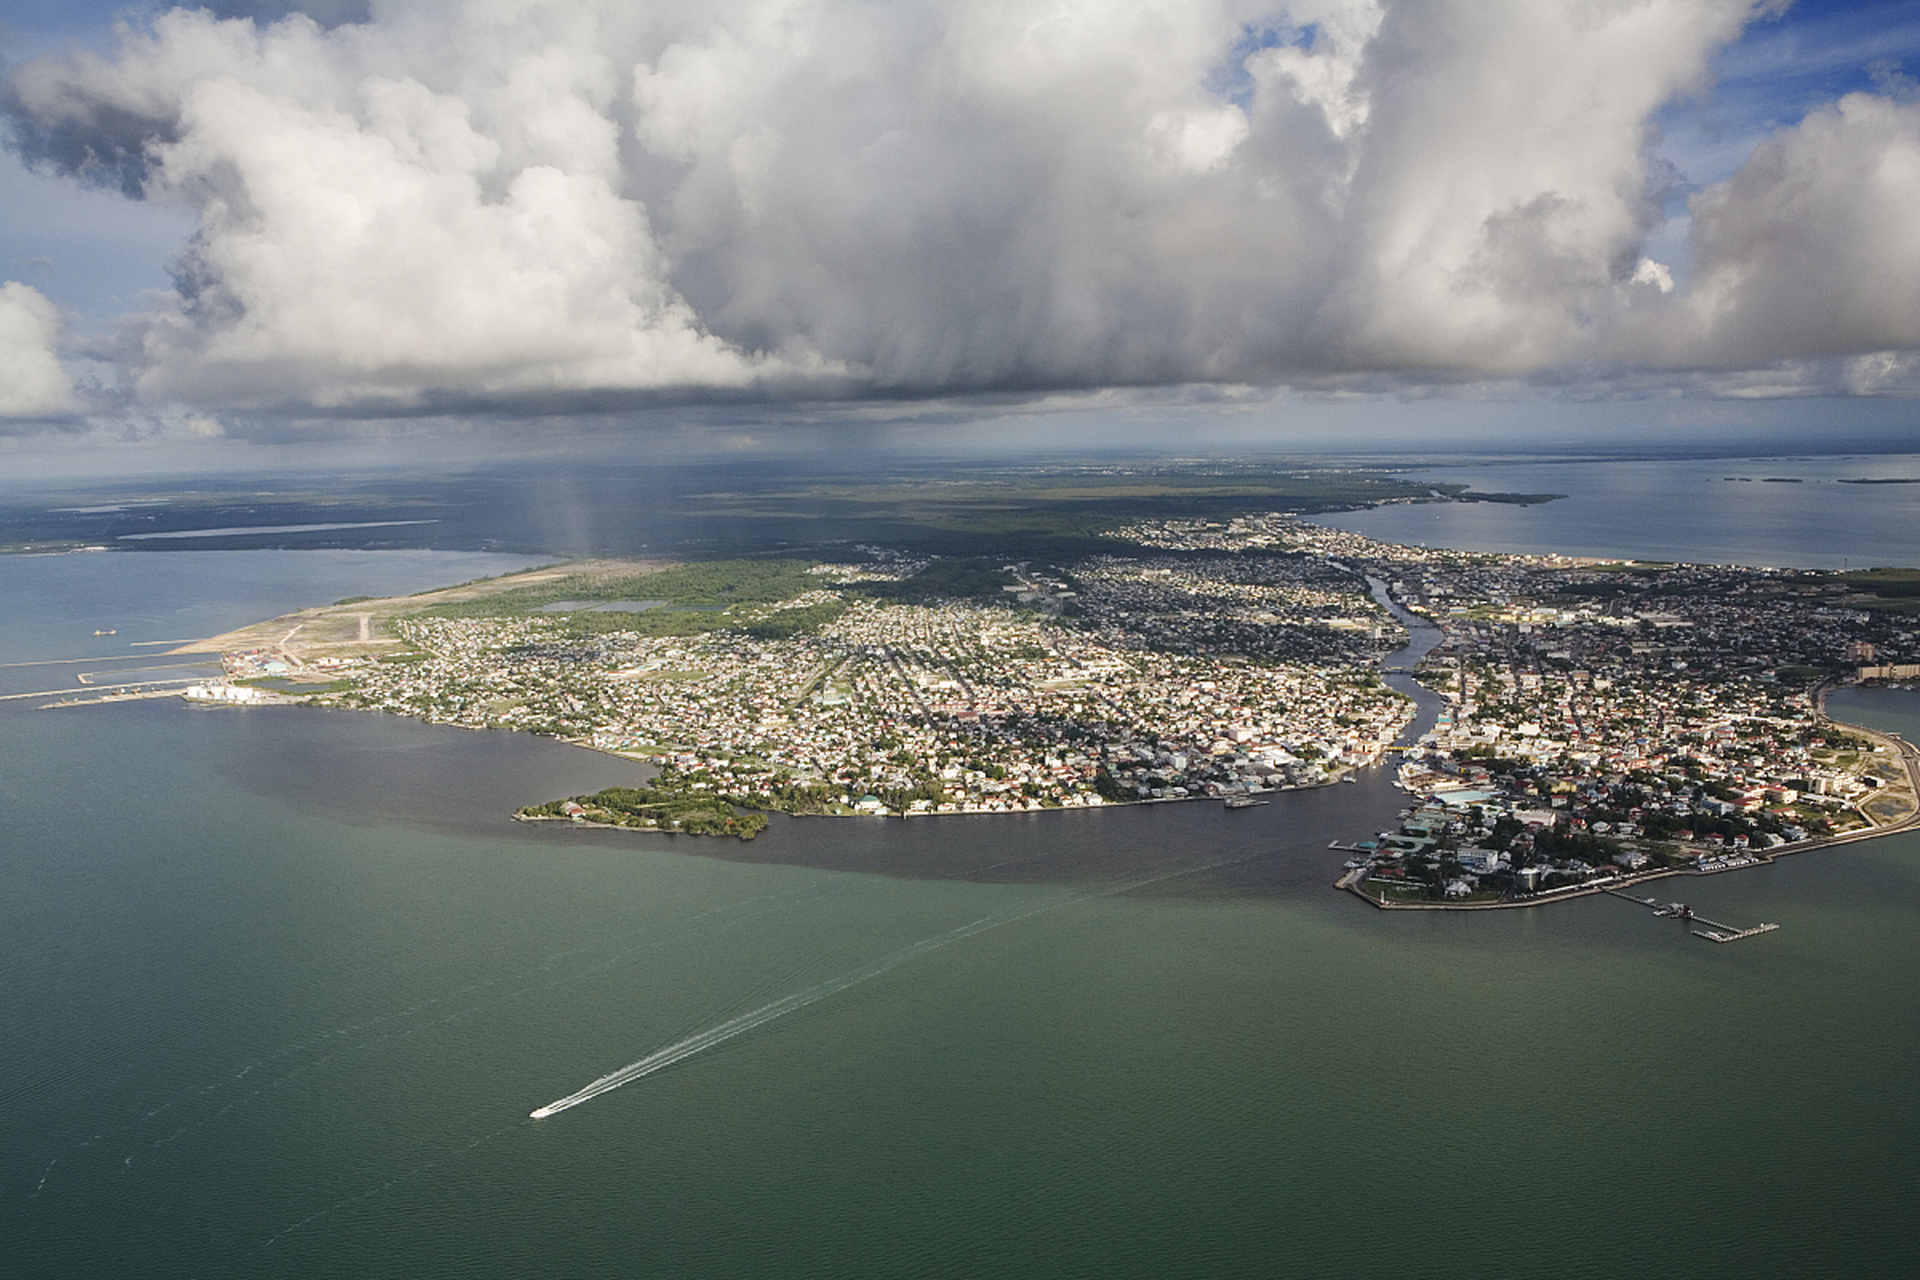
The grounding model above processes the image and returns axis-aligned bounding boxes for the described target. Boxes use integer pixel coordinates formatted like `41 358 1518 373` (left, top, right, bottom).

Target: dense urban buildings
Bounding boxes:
200 514 1918 879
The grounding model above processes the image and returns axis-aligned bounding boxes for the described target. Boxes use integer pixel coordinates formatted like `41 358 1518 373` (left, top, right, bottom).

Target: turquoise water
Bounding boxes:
4 551 1919 1277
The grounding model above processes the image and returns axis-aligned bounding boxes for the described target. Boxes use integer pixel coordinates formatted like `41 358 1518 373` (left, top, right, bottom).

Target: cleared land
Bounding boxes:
166 560 671 677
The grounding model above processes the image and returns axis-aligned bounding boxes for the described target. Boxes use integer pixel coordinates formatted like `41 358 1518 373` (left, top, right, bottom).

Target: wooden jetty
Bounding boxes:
1691 922 1780 944
1604 889 1778 944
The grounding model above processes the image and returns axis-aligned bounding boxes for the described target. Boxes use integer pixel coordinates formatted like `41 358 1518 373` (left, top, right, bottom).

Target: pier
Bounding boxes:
1604 890 1777 943
3 677 204 703
1691 922 1780 944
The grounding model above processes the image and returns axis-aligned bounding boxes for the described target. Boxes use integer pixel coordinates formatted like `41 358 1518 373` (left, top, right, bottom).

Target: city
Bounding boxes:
308 555 1415 829
183 513 1920 889
1126 515 1920 906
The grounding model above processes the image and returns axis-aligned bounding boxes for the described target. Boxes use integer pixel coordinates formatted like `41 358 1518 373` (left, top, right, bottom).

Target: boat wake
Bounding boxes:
529 897 1068 1119
529 851 1265 1120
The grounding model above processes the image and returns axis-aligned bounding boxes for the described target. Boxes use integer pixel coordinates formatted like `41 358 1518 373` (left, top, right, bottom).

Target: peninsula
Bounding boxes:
173 544 1416 835
165 515 1920 905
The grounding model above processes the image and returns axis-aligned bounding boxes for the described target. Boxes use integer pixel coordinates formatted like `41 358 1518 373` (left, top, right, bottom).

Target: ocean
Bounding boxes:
4 495 1918 1278
1322 451 1920 568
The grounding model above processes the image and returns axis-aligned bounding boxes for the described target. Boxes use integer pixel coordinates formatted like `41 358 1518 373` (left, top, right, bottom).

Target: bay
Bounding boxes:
0 549 550 694
1320 451 1920 568
3 538 1918 1278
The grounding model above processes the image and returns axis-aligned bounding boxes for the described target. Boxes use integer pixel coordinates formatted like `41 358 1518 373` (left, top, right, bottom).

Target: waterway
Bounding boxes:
4 547 1918 1279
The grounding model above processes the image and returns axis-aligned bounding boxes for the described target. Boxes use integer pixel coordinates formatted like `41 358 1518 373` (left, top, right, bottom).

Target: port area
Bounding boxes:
1604 889 1779 944
29 680 307 710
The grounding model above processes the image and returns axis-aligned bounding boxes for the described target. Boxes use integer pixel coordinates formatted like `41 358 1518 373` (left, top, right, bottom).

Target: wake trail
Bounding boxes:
529 896 1073 1118
257 1119 523 1253
530 849 1270 1120
30 883 840 1181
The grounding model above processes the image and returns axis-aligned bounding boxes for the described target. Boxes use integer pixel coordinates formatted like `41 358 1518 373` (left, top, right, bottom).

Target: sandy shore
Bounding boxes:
164 558 672 675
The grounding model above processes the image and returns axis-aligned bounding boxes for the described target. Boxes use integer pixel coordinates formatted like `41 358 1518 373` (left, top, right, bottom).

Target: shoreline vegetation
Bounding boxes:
516 781 770 840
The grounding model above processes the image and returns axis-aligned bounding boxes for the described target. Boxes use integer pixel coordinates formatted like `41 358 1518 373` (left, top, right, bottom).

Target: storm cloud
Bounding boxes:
5 0 1918 415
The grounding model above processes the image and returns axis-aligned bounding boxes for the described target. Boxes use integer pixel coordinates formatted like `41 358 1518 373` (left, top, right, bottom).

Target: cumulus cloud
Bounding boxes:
1321 0 1755 372
5 0 1919 416
0 281 80 418
6 6 811 410
1655 91 1920 366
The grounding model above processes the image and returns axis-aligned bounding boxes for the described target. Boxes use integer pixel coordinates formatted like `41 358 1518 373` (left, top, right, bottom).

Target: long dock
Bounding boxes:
0 676 204 702
1691 922 1780 943
1604 889 1778 944
39 687 196 708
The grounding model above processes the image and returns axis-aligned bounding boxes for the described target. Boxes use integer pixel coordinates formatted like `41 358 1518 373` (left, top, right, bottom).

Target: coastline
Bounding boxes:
481 569 1424 861
522 762 1360 827
75 538 1920 905
16 491 1920 1280
1339 705 1920 911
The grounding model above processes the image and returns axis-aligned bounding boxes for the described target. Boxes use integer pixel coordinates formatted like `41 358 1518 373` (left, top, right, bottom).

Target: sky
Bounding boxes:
4 0 1920 468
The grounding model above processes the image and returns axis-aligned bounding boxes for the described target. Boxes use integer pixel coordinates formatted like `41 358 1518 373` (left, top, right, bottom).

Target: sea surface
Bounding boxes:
4 521 1920 1278
1323 451 1920 568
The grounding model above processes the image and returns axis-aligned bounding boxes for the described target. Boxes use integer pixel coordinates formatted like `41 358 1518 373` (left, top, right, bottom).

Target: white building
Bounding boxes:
183 683 264 704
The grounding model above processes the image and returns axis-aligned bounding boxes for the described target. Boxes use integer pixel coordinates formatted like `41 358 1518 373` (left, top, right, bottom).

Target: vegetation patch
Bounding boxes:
1454 491 1566 505
520 773 770 839
431 559 821 618
737 598 851 639
1837 568 1920 605
855 558 1019 603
